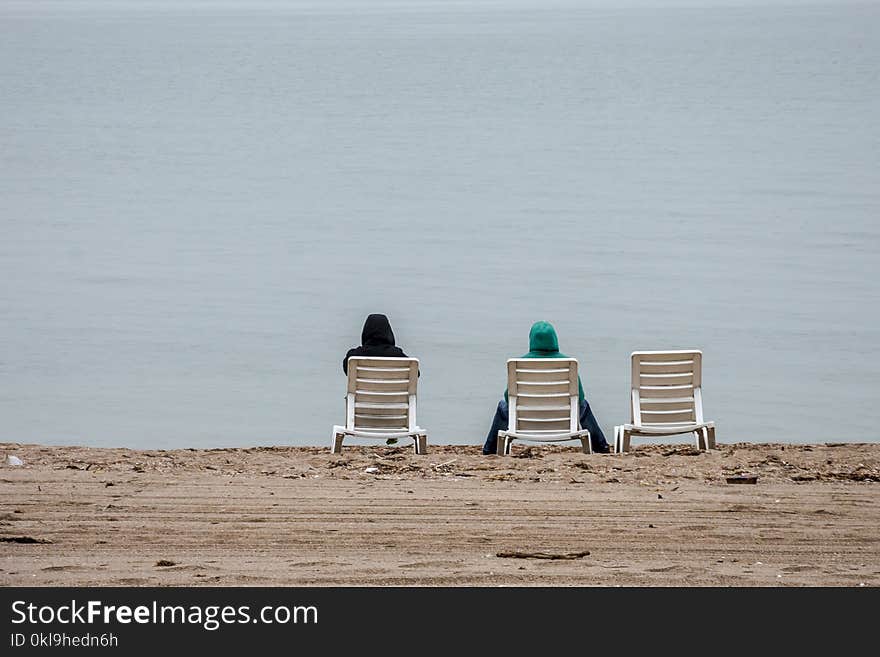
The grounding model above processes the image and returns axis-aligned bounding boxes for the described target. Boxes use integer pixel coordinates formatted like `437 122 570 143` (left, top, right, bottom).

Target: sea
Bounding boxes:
2 0 878 448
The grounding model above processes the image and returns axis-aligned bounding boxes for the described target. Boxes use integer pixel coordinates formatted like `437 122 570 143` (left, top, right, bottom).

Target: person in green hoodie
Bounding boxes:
481 321 610 454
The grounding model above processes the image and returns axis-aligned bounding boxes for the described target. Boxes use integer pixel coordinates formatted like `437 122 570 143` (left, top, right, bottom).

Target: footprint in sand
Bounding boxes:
782 565 817 573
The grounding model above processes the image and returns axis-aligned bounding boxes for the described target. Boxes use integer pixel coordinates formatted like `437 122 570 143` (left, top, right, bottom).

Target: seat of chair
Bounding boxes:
332 425 425 439
620 421 714 436
499 429 591 442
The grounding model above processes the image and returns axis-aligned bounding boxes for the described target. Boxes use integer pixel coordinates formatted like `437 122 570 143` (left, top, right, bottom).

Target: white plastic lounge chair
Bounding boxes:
331 357 427 454
613 350 716 453
496 358 591 455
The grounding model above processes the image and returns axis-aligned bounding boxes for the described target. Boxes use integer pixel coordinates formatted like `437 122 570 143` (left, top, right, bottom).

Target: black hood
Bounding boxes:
343 313 410 375
361 314 395 347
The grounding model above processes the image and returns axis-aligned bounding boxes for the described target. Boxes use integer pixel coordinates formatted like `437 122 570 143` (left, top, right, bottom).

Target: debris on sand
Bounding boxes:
662 447 702 457
486 472 518 481
6 455 23 467
155 560 177 567
726 475 759 484
496 550 590 560
0 536 53 544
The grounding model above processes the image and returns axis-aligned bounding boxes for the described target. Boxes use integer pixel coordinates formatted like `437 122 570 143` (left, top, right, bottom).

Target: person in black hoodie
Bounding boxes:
342 314 411 374
343 314 413 446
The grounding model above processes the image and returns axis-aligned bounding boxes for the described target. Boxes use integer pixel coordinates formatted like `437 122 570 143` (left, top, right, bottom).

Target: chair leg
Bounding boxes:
505 436 513 456
613 426 620 454
706 426 716 450
496 432 506 456
579 436 591 455
417 434 427 455
331 432 344 454
694 430 703 451
622 429 631 453
700 428 711 451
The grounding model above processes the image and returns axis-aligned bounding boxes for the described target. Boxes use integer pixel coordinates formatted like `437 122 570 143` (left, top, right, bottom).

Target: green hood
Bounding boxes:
505 321 585 404
526 321 560 354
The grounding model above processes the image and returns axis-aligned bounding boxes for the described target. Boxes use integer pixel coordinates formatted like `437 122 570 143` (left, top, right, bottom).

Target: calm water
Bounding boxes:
2 1 879 448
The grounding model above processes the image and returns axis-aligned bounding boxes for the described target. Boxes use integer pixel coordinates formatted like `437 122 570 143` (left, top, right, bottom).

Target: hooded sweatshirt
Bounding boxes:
504 321 585 404
342 314 409 374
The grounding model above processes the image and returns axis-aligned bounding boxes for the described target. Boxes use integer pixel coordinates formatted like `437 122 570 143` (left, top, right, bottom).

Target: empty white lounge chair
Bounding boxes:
613 350 716 453
496 358 591 455
331 357 426 454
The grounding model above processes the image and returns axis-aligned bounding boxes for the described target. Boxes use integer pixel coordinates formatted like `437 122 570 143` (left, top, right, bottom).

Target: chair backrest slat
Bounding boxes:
631 350 702 428
347 357 419 432
507 358 579 435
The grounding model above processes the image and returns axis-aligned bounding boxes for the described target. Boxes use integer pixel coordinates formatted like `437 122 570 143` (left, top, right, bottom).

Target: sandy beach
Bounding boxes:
1 442 878 586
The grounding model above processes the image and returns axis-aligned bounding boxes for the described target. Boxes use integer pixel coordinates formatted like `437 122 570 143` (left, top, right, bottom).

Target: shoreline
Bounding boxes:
2 442 878 586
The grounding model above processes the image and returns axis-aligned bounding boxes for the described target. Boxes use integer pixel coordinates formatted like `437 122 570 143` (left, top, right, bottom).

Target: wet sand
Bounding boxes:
1 442 878 586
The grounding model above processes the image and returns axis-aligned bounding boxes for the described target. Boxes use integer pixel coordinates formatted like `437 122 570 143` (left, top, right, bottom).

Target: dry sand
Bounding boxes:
1 442 878 586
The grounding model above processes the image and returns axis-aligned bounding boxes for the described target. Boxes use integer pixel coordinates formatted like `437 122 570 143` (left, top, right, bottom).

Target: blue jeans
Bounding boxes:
482 398 609 454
